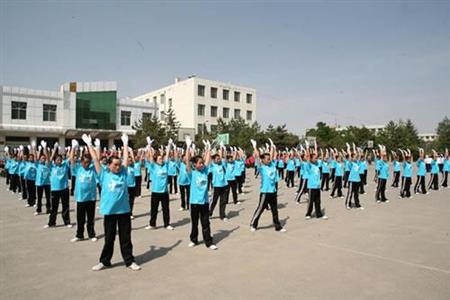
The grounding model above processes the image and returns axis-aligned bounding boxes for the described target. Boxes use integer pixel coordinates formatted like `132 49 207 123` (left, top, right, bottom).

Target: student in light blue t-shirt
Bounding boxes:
376 153 390 203
304 145 328 220
225 151 240 205
391 154 401 188
22 149 37 208
414 149 427 194
428 152 440 191
330 151 344 198
35 147 51 215
400 150 413 198
442 149 449 188
249 140 286 232
285 153 296 188
167 152 179 194
184 139 218 250
69 141 98 242
209 147 230 220
85 133 141 272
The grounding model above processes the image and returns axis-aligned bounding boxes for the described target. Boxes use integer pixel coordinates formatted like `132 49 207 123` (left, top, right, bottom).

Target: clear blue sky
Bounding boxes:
1 0 449 134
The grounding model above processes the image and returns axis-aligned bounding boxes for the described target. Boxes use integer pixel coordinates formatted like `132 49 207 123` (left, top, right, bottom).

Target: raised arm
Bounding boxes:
121 133 129 168
184 136 192 173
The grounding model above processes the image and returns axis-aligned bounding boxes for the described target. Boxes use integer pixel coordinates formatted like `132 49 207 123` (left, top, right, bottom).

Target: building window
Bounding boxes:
223 107 230 118
145 98 149 102
198 104 205 116
160 94 165 105
246 93 252 104
234 91 240 102
234 109 241 119
198 123 205 134
211 87 218 99
211 106 218 117
43 104 57 121
211 125 218 132
246 110 253 121
168 98 172 107
223 89 229 100
142 112 152 120
11 101 27 120
198 85 205 97
121 111 131 126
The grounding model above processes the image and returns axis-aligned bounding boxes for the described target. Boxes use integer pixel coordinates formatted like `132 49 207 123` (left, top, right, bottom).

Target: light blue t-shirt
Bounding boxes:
277 159 285 168
127 165 136 187
19 161 26 176
189 167 209 205
333 161 343 177
98 166 130 215
321 160 330 174
295 158 301 168
403 162 412 178
344 160 351 172
430 159 439 174
444 159 450 172
286 159 296 171
301 161 309 179
168 160 178 176
36 163 50 186
24 161 37 181
307 162 321 189
210 160 228 188
233 159 244 176
50 160 69 191
259 161 277 193
71 163 97 202
348 161 361 182
359 160 367 173
149 161 169 193
133 161 142 176
9 160 19 174
416 159 426 176
378 160 389 180
393 160 401 172
225 160 236 181
177 161 191 186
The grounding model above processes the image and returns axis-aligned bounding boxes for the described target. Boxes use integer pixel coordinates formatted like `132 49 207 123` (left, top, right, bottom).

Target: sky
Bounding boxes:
1 0 449 135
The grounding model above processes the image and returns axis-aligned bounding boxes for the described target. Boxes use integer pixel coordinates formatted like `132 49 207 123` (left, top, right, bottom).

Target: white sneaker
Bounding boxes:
145 225 156 230
66 224 73 228
329 196 333 199
321 215 329 220
346 206 351 210
43 224 50 229
279 228 287 233
71 237 81 243
91 263 105 271
130 215 135 220
91 237 98 242
359 207 365 210
33 204 37 208
305 216 311 220
188 242 196 248
178 207 184 211
250 227 256 232
385 200 390 203
377 200 381 203
340 196 345 199
236 201 241 205
165 225 174 230
222 217 229 222
25 204 30 207
34 212 39 216
128 262 141 271
209 245 218 250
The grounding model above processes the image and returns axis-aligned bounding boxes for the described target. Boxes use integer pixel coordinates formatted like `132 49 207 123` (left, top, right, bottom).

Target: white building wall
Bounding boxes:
116 98 159 135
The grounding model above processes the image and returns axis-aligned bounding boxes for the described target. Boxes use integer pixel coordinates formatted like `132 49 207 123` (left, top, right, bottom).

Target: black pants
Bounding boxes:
76 201 96 239
414 175 427 194
128 186 136 215
295 178 308 202
20 176 27 200
10 174 20 193
358 174 366 194
376 178 387 201
210 186 228 219
286 171 295 188
346 181 361 207
190 203 213 247
70 176 76 196
179 184 191 209
100 213 135 267
306 189 323 218
330 168 335 182
442 171 448 187
392 171 400 187
227 180 238 204
331 176 343 197
250 192 282 230
236 174 244 193
37 185 51 213
401 177 412 198
343 171 350 188
168 175 178 194
150 192 170 227
48 188 70 226
277 167 284 180
26 180 36 206
428 173 439 190
320 173 330 191
208 173 213 191
135 176 142 197
6 171 10 186
97 183 102 196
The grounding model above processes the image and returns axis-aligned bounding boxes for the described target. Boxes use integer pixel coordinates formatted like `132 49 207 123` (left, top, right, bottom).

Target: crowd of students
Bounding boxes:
3 135 449 272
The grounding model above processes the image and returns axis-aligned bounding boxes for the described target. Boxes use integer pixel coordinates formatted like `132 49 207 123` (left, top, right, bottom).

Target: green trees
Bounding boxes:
435 116 450 150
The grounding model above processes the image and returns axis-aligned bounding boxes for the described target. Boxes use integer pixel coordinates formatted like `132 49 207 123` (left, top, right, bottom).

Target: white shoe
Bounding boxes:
222 217 229 222
385 200 390 203
236 201 241 205
165 225 174 230
34 212 39 216
346 206 351 210
71 237 81 243
188 242 196 248
178 207 184 211
250 227 256 232
209 245 218 250
130 215 135 220
66 224 73 228
329 196 333 199
43 224 50 228
91 237 98 242
279 228 287 233
128 262 141 271
25 204 30 207
377 200 381 203
359 207 365 210
321 215 329 220
305 216 311 220
91 263 105 271
340 196 345 199
33 204 37 208
145 225 156 230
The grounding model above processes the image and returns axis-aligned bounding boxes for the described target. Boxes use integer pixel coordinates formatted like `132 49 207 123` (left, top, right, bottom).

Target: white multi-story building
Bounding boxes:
418 133 438 142
133 76 257 139
0 81 157 152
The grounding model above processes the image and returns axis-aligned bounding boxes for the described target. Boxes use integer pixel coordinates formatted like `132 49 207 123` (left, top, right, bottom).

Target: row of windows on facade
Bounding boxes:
197 104 252 120
197 85 253 103
120 111 153 126
11 101 56 121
